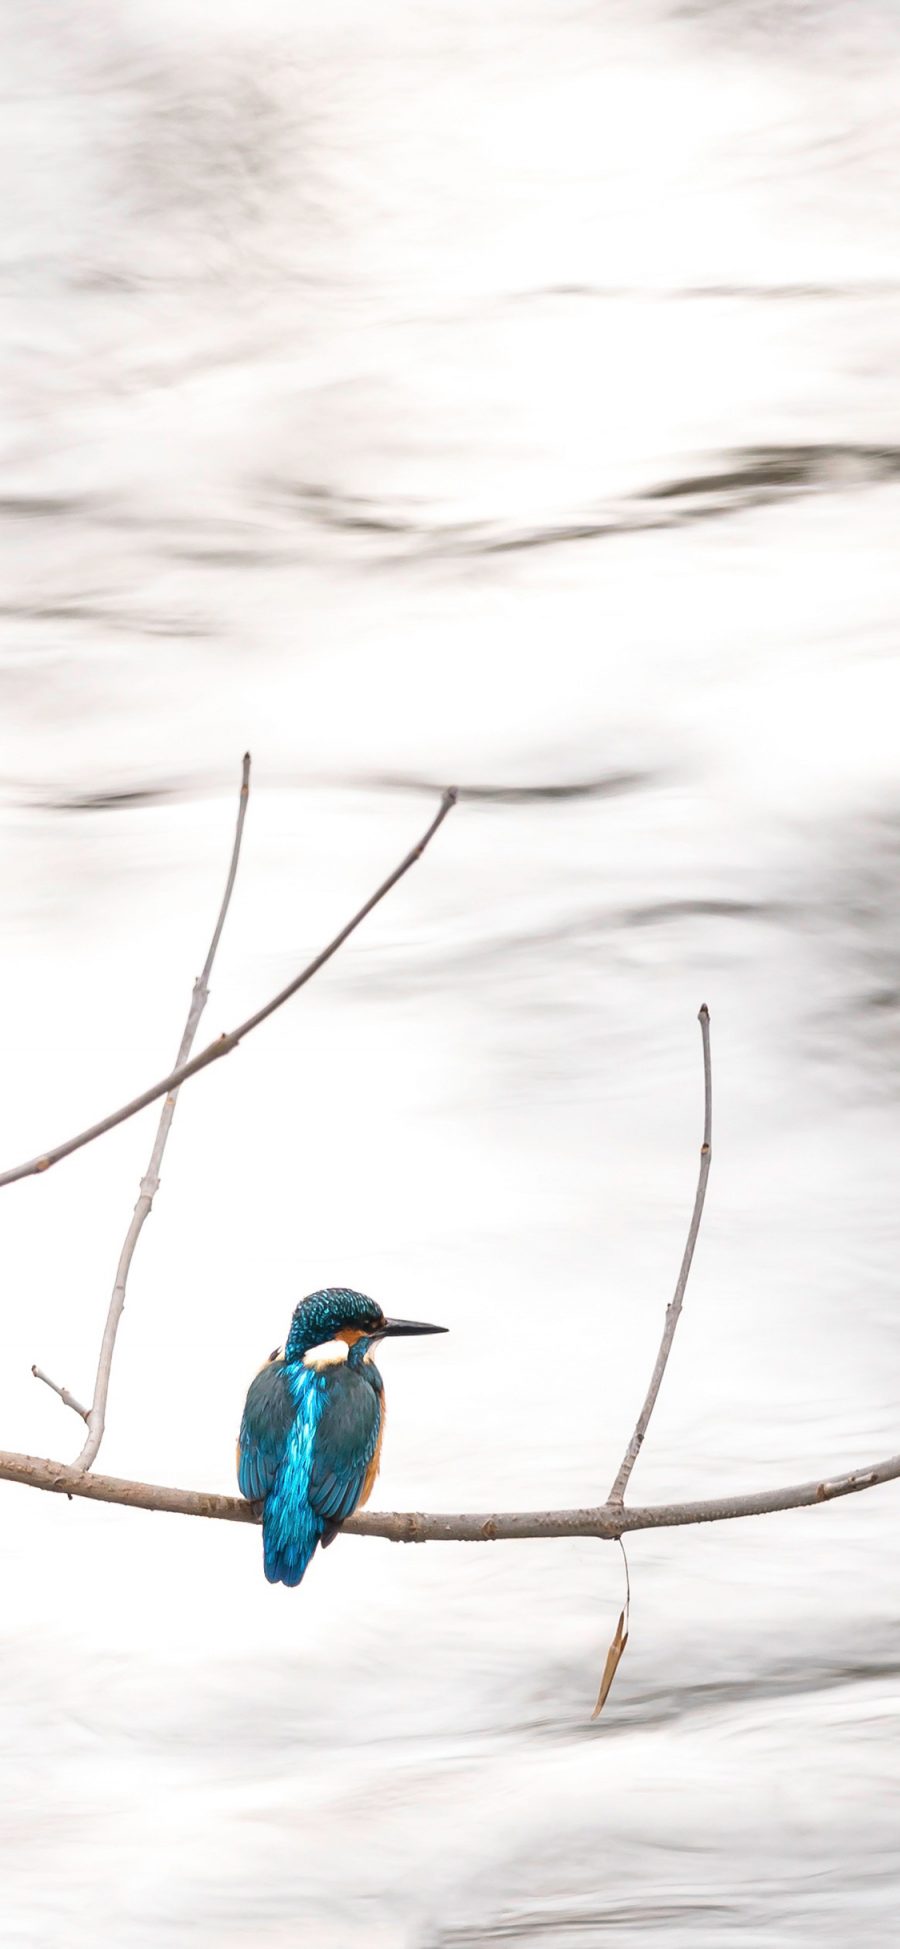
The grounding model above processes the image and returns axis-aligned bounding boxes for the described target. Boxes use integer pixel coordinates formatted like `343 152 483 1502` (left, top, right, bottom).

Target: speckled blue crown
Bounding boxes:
285 1288 382 1360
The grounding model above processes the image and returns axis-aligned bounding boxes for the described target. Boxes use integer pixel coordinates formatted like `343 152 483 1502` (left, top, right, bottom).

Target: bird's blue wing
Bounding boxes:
237 1358 295 1501
309 1368 382 1523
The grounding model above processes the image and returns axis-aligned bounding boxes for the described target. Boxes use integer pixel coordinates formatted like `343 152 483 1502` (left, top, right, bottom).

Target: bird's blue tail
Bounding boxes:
262 1493 324 1587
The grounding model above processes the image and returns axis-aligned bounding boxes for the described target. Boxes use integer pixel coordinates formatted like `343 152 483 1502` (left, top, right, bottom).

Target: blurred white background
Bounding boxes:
2 2 900 1943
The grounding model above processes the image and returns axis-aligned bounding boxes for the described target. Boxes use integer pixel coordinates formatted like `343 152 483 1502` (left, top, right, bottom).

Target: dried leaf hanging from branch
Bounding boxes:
591 1536 631 1720
591 1606 629 1720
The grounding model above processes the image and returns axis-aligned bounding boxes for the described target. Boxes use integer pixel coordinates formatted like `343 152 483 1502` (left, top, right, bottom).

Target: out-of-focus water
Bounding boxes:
2 1 900 1942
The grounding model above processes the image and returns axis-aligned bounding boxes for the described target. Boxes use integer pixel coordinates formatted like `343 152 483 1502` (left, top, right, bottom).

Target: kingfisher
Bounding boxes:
237 1287 447 1586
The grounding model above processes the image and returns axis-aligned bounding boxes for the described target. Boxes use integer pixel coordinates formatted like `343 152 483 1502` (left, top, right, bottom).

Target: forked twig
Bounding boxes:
608 1004 712 1505
594 1007 710 1716
2 787 458 1191
34 754 252 1469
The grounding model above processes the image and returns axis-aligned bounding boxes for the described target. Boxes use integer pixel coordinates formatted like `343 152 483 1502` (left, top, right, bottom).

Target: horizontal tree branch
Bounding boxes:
0 788 457 1191
1 1446 897 1538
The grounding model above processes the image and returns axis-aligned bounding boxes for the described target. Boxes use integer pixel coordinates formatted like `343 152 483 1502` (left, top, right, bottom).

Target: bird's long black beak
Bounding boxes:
378 1317 448 1338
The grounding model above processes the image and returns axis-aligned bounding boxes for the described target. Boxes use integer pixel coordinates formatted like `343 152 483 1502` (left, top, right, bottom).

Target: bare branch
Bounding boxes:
31 1367 89 1423
0 787 458 1191
71 754 252 1471
1 1446 898 1536
608 1003 712 1504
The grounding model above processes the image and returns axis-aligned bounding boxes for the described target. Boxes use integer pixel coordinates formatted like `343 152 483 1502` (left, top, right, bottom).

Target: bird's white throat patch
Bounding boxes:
302 1339 350 1371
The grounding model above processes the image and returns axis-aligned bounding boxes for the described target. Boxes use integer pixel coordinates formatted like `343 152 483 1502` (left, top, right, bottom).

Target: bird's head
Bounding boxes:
284 1287 447 1365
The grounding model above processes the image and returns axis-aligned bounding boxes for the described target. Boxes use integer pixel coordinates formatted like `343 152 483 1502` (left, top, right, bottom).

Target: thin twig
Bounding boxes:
68 754 252 1471
0 1447 897 1533
0 788 458 1191
608 1004 712 1505
618 1535 631 1619
31 1367 89 1423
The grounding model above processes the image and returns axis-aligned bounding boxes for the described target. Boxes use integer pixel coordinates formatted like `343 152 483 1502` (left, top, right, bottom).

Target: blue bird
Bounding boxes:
237 1287 447 1586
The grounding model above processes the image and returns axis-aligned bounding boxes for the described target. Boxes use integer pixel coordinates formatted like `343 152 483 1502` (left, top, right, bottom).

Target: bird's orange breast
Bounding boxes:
359 1394 386 1507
